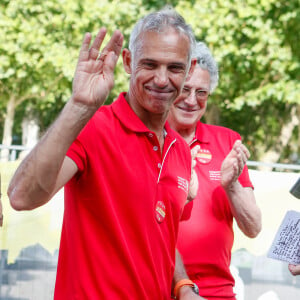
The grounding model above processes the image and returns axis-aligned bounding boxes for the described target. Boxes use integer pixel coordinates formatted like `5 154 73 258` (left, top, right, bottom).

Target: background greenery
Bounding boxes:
0 0 299 163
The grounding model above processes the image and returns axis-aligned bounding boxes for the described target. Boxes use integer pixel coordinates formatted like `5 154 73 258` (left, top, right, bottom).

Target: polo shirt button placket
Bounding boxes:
147 132 162 171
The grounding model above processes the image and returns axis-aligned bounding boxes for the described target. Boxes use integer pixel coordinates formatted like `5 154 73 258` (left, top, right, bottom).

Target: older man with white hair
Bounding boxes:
169 42 262 299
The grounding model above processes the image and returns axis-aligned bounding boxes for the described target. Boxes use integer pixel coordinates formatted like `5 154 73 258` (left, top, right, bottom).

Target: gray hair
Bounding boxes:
129 6 195 68
193 42 219 93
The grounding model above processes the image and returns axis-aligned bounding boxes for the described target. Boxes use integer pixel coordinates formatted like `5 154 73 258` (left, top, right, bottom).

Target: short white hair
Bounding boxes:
129 6 196 68
193 42 219 93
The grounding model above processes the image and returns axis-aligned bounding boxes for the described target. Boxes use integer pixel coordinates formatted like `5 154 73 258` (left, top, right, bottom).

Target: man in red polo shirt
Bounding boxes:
168 42 262 299
8 7 200 300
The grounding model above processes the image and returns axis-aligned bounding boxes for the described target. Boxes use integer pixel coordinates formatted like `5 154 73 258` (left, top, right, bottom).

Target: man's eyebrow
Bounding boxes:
183 83 192 88
169 62 186 68
139 58 186 66
140 58 156 63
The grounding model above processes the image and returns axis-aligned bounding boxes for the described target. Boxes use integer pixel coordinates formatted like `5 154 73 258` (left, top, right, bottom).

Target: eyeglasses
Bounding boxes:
181 87 209 100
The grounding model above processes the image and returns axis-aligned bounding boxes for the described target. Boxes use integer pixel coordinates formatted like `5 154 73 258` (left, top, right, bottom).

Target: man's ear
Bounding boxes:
122 49 132 74
186 58 196 81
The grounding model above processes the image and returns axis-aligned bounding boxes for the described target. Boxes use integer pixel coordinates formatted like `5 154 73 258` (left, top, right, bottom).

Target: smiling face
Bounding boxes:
123 28 193 120
168 66 210 132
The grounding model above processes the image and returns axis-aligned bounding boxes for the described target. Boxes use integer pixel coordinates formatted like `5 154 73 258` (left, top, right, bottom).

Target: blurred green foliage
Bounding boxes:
0 0 299 162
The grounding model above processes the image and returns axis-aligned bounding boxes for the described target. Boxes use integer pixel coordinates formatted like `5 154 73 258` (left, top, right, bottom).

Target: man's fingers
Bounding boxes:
77 32 93 63
232 141 250 173
237 144 250 173
233 140 250 158
89 28 107 60
187 145 201 201
77 28 107 63
103 52 119 75
191 145 201 159
99 30 124 61
77 29 123 64
105 30 124 56
288 264 300 276
190 145 200 169
101 32 124 78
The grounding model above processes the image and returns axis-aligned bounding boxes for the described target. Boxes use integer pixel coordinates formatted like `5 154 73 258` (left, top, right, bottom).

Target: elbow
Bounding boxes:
7 182 18 210
8 185 35 211
252 212 263 238
7 185 19 210
254 222 262 238
9 198 28 211
247 228 261 239
9 196 39 211
245 221 262 239
8 192 29 211
242 208 263 239
238 214 262 239
10 201 28 211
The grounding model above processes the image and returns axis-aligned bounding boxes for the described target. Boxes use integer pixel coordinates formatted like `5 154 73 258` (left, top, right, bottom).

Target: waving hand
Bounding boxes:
72 28 124 109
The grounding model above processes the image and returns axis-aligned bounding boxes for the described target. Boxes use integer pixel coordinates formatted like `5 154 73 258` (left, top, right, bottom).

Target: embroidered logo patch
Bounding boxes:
155 201 166 223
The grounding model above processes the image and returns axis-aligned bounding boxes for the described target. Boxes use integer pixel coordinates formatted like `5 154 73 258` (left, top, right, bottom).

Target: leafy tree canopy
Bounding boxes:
0 0 299 163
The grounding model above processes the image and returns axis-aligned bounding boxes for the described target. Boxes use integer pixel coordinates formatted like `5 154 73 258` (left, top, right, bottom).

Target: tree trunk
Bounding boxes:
259 105 299 170
18 108 40 160
205 103 220 125
297 105 300 161
1 97 16 161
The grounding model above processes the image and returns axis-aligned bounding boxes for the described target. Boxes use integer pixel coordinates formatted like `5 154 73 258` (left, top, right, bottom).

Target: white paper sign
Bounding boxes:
267 210 300 264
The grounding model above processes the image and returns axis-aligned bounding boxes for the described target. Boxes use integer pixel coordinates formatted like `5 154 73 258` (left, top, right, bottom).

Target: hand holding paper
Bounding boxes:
267 210 300 265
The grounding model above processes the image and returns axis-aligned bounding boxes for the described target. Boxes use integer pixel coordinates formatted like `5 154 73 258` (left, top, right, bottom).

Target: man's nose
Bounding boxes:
184 90 197 105
153 67 168 87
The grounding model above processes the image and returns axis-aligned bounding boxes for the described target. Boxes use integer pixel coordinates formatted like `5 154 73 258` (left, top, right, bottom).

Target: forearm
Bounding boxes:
172 250 205 299
172 250 189 299
8 99 96 210
225 183 262 238
173 249 189 286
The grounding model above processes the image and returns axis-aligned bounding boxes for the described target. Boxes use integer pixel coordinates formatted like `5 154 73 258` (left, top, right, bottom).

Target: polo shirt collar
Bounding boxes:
191 122 210 146
112 92 177 140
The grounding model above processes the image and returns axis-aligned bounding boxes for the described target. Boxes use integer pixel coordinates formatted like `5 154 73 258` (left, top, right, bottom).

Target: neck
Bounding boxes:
125 91 168 137
157 128 166 151
171 125 195 144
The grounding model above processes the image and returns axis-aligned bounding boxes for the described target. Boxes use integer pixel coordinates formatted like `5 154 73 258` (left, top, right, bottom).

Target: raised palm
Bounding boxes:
72 28 124 109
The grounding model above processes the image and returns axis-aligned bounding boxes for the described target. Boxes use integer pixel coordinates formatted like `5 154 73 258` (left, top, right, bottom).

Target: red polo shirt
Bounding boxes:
54 93 192 299
178 122 253 300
